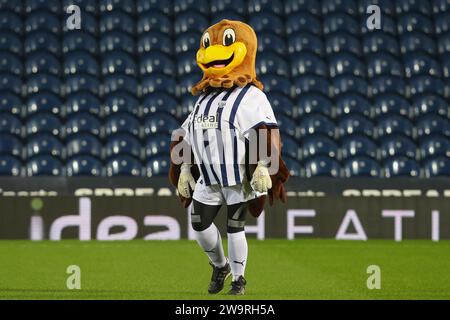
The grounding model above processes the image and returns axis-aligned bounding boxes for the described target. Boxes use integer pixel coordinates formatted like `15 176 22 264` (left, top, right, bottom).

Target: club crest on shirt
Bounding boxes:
194 114 218 129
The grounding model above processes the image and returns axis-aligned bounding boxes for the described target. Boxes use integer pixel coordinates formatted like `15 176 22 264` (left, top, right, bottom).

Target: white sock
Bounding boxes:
194 224 227 268
228 231 248 281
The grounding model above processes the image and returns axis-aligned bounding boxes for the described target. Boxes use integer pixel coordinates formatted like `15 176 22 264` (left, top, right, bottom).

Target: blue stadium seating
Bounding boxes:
0 2 448 177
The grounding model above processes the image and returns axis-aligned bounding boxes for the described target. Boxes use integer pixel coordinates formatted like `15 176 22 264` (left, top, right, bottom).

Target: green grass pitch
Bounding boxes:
1 239 449 300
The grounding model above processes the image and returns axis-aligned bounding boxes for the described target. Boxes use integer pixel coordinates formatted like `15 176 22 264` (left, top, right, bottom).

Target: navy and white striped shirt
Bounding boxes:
181 85 277 187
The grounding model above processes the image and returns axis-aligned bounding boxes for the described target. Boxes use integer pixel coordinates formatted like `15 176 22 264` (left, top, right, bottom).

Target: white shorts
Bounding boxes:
193 178 265 206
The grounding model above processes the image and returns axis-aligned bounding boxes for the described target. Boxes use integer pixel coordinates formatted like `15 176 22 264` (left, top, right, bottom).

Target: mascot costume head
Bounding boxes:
191 20 263 95
169 20 289 217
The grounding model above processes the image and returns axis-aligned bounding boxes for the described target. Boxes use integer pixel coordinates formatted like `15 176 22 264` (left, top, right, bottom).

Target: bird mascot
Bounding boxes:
169 20 289 295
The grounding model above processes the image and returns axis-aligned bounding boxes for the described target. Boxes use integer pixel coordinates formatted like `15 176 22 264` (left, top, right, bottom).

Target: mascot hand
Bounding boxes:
250 161 272 193
178 163 196 198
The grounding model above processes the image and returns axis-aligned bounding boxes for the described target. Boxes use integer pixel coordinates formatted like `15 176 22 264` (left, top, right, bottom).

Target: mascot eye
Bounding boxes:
202 32 211 48
223 29 236 46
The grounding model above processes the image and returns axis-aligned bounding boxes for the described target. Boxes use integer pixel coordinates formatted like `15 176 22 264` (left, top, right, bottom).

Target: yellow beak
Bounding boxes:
197 42 247 77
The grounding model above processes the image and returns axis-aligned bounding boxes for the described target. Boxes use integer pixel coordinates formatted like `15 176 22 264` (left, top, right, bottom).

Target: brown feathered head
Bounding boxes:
191 19 263 95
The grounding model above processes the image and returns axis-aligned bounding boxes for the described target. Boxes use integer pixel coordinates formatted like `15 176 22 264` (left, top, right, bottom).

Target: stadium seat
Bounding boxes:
103 92 139 117
0 11 22 34
145 155 170 177
25 10 60 34
335 93 372 118
0 155 22 176
174 11 209 34
294 75 330 96
210 0 246 15
136 0 172 15
103 74 138 96
358 0 395 16
25 73 61 96
174 32 198 55
301 135 339 160
26 92 62 117
379 135 417 160
281 136 301 161
1 74 22 95
64 51 99 76
434 12 450 34
412 95 449 118
304 156 341 178
322 0 357 16
0 52 23 76
298 114 335 139
100 31 135 55
25 133 64 159
105 134 142 160
249 12 285 36
106 155 143 176
66 133 103 158
141 93 179 119
275 114 298 138
383 157 421 177
65 74 100 96
178 74 202 97
0 114 22 136
99 0 135 15
286 12 321 36
257 52 290 77
62 32 98 55
141 74 177 96
432 0 450 13
442 53 450 78
25 31 60 56
104 113 141 137
408 76 446 98
328 53 366 78
332 75 368 96
397 13 434 35
291 53 327 78
419 136 450 160
0 31 22 55
337 115 374 138
144 134 171 158
25 0 60 14
400 33 436 56
295 93 333 118
396 0 431 15
174 0 209 15
66 155 103 176
423 157 450 177
137 12 172 35
65 92 102 118
362 32 399 56
65 113 102 138
25 155 64 176
63 0 98 15
289 32 323 56
284 157 302 177
102 51 137 76
376 115 414 139
0 92 21 116
99 11 134 35
437 33 450 54
268 93 295 118
371 75 406 96
0 134 22 158
258 75 292 96
367 53 403 78
404 53 441 78
25 113 61 136
285 0 321 16
143 113 180 135
64 11 97 35
343 156 382 177
416 115 450 138
248 0 283 15
372 94 411 119
323 13 359 35
257 32 286 55
326 32 361 56
0 0 23 14
139 32 173 56
176 52 198 77
340 135 378 159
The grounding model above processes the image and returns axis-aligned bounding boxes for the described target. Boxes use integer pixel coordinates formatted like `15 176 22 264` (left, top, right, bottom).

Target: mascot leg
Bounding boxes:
226 202 248 281
191 200 227 268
